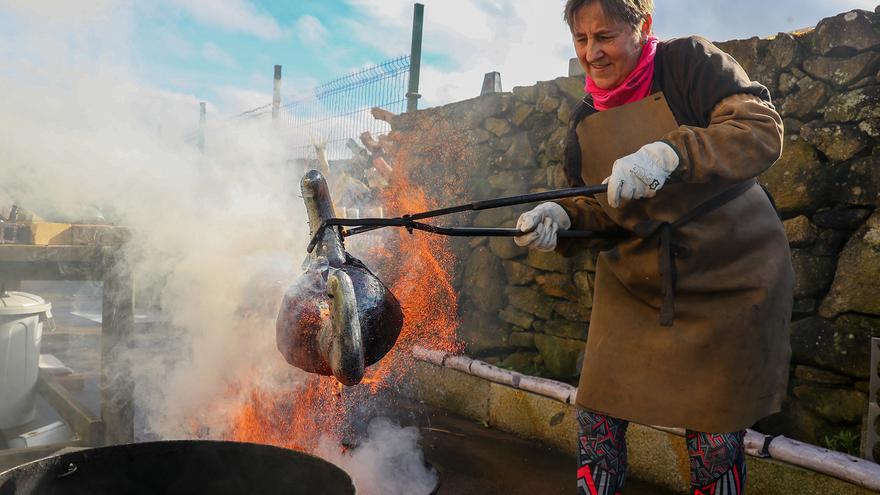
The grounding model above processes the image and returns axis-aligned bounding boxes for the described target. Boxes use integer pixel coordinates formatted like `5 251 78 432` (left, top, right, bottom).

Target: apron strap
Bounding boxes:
653 180 757 326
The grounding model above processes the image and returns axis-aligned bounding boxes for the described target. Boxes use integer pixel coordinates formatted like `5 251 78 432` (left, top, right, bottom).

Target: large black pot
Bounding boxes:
0 441 355 495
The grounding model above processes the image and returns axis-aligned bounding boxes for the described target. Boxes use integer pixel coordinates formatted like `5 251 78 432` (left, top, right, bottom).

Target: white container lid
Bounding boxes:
0 291 52 316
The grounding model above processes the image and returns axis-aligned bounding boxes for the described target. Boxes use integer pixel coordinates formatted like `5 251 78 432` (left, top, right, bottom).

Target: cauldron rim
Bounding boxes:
0 440 357 495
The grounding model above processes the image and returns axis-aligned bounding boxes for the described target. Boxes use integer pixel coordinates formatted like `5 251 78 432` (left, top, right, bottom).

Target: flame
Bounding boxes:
204 115 472 466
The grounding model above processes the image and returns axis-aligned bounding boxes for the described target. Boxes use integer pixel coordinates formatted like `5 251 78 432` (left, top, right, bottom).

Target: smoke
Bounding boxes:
317 418 439 495
1 7 440 495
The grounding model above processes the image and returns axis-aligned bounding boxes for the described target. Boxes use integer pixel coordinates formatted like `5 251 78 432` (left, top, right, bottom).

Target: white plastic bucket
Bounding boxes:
0 291 54 429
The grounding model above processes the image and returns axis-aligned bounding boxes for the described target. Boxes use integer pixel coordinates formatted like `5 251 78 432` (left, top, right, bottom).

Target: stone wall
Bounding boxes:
387 8 880 448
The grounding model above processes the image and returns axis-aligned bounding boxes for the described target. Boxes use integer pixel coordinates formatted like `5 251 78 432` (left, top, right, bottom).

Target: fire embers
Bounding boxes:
276 256 404 386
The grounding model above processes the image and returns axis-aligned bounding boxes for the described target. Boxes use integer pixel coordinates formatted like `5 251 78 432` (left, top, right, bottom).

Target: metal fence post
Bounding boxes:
406 3 424 113
272 65 282 121
198 102 206 153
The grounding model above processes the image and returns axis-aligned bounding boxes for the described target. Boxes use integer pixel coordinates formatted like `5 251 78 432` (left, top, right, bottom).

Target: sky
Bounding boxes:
0 0 877 123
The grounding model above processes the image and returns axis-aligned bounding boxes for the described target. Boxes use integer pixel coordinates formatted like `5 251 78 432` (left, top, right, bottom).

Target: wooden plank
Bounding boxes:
69 225 128 246
29 223 72 245
0 245 104 263
0 224 127 247
101 255 134 445
37 370 104 447
0 263 100 281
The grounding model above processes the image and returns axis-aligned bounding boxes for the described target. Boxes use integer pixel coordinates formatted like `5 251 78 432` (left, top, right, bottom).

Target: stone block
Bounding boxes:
458 308 509 354
500 132 535 169
820 213 880 317
791 249 837 298
472 208 513 228
512 85 537 103
811 10 880 56
484 117 511 137
488 237 526 261
859 117 880 138
535 272 579 301
824 86 880 122
795 365 853 385
784 216 818 247
511 103 534 127
757 395 838 446
487 383 578 453
403 361 491 421
553 300 591 322
498 306 535 329
831 156 880 207
801 121 868 162
524 250 572 272
768 32 802 69
533 319 588 340
537 96 560 114
533 333 584 379
503 260 538 284
626 425 690 493
760 136 828 213
555 76 586 101
505 286 556 319
506 332 536 349
790 315 880 379
461 246 506 313
793 385 867 423
544 126 568 162
811 207 872 230
781 78 829 119
803 51 880 87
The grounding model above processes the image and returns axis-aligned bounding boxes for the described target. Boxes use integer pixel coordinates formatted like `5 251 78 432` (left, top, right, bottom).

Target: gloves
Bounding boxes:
514 202 571 252
604 141 680 208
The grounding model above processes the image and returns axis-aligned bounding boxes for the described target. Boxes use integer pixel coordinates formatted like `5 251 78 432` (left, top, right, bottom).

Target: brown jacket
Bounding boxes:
557 37 793 433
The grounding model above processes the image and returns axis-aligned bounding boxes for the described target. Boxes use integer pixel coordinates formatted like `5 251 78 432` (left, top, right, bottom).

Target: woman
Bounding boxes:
514 1 793 494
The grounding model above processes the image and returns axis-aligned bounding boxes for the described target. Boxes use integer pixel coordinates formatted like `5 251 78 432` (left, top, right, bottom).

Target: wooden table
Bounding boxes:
0 237 134 464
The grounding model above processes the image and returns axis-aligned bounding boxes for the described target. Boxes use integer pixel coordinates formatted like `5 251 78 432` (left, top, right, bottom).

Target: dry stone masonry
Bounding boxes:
387 8 880 449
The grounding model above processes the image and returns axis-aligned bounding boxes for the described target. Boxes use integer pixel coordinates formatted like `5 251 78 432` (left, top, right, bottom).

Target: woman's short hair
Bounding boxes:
563 0 654 31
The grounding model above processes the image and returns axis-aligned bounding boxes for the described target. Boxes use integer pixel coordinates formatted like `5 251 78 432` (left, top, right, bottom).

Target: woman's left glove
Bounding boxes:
604 141 680 208
514 202 571 252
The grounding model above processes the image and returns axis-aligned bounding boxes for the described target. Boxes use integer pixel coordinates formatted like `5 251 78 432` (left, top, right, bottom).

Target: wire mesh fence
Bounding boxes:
189 56 410 161
278 55 411 161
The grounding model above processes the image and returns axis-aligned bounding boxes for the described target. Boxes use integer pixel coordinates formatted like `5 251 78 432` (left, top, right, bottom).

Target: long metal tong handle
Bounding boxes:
307 184 610 253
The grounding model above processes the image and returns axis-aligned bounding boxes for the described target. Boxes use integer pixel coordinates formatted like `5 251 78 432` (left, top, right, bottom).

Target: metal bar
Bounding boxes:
315 184 608 241
406 3 424 113
272 65 282 121
197 102 206 152
101 252 135 445
409 183 607 221
38 370 104 447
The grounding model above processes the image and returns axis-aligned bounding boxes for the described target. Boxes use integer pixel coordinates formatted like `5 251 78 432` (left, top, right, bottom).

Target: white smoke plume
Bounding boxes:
318 418 439 495
1 4 437 494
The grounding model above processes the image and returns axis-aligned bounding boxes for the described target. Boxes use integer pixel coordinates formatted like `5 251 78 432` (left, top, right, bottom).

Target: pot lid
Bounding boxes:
0 291 52 315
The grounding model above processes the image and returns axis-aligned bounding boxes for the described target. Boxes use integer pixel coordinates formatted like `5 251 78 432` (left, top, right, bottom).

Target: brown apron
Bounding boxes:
573 93 793 433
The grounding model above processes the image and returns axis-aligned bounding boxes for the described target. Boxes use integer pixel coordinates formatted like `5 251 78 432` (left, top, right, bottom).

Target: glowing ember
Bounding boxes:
209 115 472 469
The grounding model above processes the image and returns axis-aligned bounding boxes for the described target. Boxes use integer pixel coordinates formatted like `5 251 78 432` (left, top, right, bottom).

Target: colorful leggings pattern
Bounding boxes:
577 409 746 495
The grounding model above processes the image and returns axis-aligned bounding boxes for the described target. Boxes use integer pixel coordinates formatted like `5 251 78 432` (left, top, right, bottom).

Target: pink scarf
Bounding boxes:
585 35 659 111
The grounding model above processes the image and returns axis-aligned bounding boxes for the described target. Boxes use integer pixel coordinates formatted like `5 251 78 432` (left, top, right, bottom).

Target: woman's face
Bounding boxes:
572 2 651 89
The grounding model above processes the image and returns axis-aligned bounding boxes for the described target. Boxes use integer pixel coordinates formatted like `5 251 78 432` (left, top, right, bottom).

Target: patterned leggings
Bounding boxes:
577 409 746 495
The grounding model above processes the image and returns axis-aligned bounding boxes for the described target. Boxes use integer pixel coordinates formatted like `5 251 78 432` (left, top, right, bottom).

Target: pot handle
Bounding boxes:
40 309 57 332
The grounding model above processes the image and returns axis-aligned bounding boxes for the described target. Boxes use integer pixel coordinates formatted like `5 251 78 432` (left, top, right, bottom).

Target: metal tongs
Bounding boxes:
307 184 620 253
